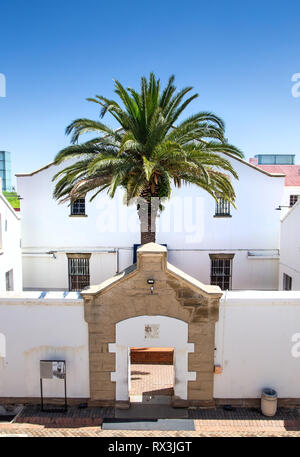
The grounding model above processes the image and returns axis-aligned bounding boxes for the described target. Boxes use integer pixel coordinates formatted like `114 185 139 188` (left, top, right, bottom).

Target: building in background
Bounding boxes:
0 178 22 291
0 151 20 211
0 151 12 191
16 153 285 292
279 198 300 290
249 154 300 219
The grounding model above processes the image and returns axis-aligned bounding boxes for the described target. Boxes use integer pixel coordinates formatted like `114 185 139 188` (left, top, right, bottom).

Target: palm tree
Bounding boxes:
53 73 243 244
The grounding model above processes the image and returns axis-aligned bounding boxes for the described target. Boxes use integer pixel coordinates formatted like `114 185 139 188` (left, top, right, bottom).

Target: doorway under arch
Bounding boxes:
109 315 196 402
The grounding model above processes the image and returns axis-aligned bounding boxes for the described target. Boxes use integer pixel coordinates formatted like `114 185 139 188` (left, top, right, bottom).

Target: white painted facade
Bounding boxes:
16 155 285 291
280 185 300 219
214 291 300 399
0 292 89 398
0 180 22 291
1 290 300 401
279 200 300 290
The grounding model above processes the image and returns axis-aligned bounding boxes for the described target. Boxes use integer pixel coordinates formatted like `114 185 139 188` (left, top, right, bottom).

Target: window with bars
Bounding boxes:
215 198 231 217
68 256 90 291
210 254 234 290
5 269 13 291
289 195 299 207
70 199 86 216
283 273 292 291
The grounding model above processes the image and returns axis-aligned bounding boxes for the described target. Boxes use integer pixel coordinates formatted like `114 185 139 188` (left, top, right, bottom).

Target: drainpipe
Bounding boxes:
115 248 120 274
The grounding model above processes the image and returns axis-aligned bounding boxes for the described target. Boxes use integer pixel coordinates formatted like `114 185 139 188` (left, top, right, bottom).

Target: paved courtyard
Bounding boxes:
1 404 300 437
130 363 174 398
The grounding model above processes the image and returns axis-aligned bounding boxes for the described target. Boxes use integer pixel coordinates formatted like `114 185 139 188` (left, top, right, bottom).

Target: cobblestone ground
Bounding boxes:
0 405 299 437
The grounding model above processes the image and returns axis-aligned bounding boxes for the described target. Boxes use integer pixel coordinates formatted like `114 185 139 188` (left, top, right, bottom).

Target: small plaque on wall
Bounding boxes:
145 324 160 339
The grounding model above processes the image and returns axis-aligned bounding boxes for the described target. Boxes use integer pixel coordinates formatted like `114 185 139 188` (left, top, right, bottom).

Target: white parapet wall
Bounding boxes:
0 291 89 399
214 290 300 400
1 290 300 402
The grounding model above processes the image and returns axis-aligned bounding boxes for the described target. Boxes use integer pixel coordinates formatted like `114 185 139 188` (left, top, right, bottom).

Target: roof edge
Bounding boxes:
0 191 20 220
281 197 300 223
15 161 55 177
15 153 286 180
224 152 286 178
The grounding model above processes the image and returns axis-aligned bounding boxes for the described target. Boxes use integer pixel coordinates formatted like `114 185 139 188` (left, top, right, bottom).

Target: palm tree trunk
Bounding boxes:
138 186 159 245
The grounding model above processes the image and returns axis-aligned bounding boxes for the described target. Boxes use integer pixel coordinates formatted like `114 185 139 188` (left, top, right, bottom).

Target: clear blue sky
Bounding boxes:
1 0 300 186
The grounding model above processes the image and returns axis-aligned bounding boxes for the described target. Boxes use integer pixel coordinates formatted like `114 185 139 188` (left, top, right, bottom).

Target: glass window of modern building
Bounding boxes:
254 154 295 165
0 151 12 191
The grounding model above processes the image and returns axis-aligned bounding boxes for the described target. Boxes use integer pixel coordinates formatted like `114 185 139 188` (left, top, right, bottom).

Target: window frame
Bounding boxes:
5 269 14 291
67 254 91 291
283 273 292 291
214 197 231 218
70 198 86 216
289 195 299 207
209 254 234 290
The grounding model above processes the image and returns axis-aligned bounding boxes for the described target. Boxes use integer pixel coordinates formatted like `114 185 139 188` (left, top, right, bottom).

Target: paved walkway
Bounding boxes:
0 405 299 436
130 364 174 397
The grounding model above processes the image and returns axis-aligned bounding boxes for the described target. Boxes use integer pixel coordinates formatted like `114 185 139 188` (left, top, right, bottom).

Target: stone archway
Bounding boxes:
82 243 222 408
109 315 195 402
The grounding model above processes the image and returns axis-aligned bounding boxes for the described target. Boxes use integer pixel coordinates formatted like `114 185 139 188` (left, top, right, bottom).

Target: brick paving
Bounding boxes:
130 364 174 396
0 405 300 436
190 407 300 433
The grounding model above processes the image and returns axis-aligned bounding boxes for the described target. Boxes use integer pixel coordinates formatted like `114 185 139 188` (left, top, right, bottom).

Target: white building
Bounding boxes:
16 153 285 292
279 199 300 290
250 154 300 219
0 178 22 291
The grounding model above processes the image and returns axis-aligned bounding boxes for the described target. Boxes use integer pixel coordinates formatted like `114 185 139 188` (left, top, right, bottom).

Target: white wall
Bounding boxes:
168 250 279 290
280 186 300 219
1 290 300 400
279 200 300 290
16 156 284 291
0 191 22 291
22 252 117 291
214 290 300 399
0 292 89 398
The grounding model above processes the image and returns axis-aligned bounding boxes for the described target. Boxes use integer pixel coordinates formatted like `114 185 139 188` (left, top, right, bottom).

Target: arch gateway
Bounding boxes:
82 243 222 408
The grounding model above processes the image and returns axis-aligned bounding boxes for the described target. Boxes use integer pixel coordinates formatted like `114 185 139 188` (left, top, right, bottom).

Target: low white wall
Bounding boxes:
0 292 89 399
1 290 300 401
214 291 300 399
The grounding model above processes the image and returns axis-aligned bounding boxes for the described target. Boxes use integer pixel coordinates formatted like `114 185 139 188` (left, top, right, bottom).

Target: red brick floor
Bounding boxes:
130 363 174 396
1 405 300 436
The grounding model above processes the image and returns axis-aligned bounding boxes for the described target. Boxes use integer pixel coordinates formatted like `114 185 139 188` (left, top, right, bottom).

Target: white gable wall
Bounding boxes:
16 156 284 291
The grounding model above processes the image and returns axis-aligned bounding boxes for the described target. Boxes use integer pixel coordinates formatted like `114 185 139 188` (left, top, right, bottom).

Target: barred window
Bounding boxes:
70 199 86 216
5 269 13 291
215 198 231 217
210 254 234 290
68 255 90 291
283 273 292 291
289 195 298 207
